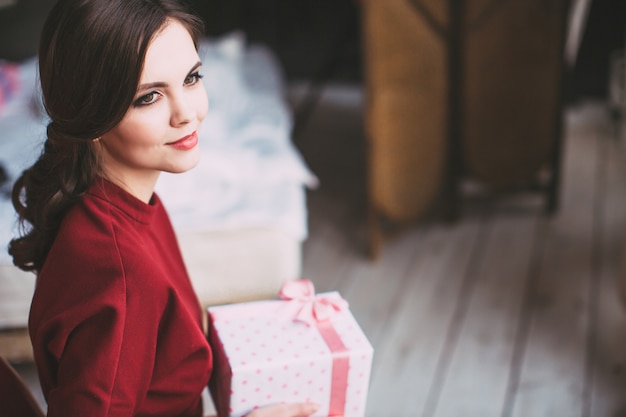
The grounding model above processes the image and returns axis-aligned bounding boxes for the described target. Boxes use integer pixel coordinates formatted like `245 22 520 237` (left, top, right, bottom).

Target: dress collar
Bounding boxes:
88 177 161 225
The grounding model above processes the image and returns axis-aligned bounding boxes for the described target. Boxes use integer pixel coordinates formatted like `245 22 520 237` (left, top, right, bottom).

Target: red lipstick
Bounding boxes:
168 131 198 150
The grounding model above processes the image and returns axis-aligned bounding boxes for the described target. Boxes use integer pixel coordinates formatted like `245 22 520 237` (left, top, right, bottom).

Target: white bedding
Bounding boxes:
0 33 316 264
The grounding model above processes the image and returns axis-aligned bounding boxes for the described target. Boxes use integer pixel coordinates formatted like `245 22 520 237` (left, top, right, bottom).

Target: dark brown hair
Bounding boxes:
9 0 204 272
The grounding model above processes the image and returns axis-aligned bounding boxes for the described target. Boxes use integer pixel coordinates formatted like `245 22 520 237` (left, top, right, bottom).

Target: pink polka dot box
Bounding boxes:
207 279 374 417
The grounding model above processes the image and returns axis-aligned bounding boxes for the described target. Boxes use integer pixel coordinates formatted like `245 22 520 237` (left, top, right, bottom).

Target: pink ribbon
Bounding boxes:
279 279 349 326
279 279 350 416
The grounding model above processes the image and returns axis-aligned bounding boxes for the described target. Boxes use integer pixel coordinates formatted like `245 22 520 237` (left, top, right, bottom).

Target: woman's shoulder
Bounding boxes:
32 197 128 321
35 191 158 306
42 196 123 277
38 180 173 290
57 192 119 248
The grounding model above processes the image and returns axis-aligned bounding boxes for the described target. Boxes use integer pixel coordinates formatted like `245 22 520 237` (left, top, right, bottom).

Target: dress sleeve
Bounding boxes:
30 228 160 417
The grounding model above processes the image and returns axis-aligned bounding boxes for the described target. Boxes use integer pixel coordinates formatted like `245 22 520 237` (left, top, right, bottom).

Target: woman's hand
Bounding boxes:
245 402 320 417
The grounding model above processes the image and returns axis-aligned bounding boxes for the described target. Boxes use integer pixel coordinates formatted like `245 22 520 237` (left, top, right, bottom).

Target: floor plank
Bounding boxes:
589 106 626 417
363 216 487 417
433 210 539 417
508 104 600 417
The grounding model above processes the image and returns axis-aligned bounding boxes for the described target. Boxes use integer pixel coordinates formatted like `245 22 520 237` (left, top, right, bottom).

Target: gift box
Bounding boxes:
207 279 374 417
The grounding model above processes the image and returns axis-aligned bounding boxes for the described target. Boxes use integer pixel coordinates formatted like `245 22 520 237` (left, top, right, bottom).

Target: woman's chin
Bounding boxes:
165 154 201 174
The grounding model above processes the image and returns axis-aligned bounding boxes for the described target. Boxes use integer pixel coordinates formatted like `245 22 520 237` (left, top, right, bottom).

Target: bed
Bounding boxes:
0 32 316 360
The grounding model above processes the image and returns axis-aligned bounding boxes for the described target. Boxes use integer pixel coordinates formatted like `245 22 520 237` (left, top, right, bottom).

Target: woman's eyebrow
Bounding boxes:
187 61 202 75
136 61 203 92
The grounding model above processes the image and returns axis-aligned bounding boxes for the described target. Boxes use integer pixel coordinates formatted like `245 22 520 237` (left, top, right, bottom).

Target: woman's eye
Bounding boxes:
134 92 159 107
184 72 204 86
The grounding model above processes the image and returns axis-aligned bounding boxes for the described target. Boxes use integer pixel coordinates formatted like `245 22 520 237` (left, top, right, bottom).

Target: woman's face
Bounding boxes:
98 19 208 201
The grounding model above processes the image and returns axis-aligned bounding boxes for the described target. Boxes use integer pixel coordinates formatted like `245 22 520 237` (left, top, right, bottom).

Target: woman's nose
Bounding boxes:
170 93 194 126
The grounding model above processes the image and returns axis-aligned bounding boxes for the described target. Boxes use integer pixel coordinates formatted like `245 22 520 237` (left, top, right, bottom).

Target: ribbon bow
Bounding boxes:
279 279 348 326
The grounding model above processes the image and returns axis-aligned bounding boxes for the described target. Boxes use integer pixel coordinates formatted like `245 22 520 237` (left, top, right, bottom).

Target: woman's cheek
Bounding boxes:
140 106 168 134
123 114 163 145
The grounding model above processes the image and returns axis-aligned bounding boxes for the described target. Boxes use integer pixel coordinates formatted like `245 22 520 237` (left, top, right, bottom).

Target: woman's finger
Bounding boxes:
246 402 320 417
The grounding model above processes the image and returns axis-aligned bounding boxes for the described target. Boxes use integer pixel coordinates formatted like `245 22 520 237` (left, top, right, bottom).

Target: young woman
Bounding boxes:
9 1 320 416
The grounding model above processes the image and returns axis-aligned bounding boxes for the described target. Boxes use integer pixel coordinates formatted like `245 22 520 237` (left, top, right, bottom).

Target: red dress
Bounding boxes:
29 178 212 417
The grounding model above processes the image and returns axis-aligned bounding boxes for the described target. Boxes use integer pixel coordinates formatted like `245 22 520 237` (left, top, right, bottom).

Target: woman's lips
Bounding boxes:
167 131 198 150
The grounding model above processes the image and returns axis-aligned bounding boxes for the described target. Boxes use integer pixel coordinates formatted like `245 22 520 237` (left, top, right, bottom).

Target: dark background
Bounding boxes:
0 0 624 100
187 0 624 101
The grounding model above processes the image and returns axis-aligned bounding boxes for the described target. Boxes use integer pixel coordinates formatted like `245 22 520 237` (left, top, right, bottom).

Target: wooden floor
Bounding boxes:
294 84 626 417
17 84 626 417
